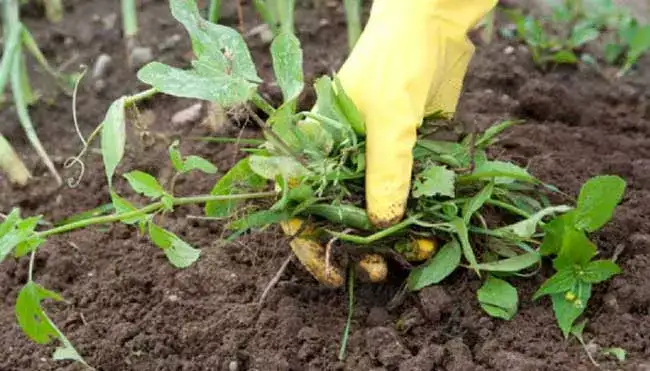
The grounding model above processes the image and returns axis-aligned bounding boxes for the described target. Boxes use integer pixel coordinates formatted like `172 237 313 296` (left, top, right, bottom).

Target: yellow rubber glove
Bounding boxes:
337 0 497 227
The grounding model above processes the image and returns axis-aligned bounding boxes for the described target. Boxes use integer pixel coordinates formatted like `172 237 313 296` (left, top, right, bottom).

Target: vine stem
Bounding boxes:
124 87 158 106
37 191 276 238
28 250 36 282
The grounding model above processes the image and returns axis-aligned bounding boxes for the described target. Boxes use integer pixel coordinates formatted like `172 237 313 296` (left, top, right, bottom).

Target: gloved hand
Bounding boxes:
282 0 497 287
338 0 498 227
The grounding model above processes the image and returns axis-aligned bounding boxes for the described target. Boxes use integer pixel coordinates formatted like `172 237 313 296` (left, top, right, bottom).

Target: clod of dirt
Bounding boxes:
398 344 445 371
418 285 453 323
365 327 411 367
172 103 203 127
488 350 546 371
445 338 484 371
366 307 391 327
517 79 580 123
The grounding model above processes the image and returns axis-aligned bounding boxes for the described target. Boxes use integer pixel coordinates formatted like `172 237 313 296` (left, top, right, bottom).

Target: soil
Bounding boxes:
2 1 650 370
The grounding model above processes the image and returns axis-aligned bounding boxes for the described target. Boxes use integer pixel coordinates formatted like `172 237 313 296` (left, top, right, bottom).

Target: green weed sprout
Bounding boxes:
121 0 138 50
1 0 78 186
343 0 362 51
505 0 650 76
0 0 628 366
252 0 296 36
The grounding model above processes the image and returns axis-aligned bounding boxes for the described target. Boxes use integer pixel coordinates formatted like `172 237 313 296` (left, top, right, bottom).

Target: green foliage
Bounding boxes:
477 276 518 320
407 239 461 290
533 175 625 337
505 0 650 75
412 165 456 198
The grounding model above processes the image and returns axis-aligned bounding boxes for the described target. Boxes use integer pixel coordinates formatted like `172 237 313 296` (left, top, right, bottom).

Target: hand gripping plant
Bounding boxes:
1 0 627 367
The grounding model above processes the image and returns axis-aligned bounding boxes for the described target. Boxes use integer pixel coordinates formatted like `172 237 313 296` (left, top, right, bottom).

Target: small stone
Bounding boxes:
172 103 203 126
92 54 113 79
168 294 179 302
130 46 154 68
159 34 182 51
228 360 239 371
504 46 515 55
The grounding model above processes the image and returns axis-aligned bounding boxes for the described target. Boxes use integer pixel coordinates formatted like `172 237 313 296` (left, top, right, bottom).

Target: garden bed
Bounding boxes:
1 0 650 370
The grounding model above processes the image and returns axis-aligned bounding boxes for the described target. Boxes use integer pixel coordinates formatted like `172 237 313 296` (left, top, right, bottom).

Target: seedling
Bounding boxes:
0 0 78 186
505 0 650 75
0 0 628 366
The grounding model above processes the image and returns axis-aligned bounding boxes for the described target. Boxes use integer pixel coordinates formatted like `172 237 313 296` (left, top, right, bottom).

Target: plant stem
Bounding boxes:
487 199 532 218
327 215 423 245
208 0 221 23
338 264 355 361
28 250 36 282
37 191 277 238
252 0 279 35
251 92 276 116
121 0 138 39
124 88 159 106
343 0 362 52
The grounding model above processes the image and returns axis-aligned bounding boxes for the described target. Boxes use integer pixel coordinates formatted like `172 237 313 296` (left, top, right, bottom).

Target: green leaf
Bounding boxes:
551 281 591 338
0 208 20 238
449 218 478 272
205 158 267 218
168 140 185 172
497 205 572 238
52 341 84 363
463 182 494 224
296 119 334 156
407 239 461 291
570 22 600 47
271 31 304 104
477 276 518 320
110 192 144 225
148 222 200 268
228 209 290 234
182 155 218 174
1 215 43 261
16 282 64 344
475 120 523 148
465 161 535 184
15 282 86 364
604 43 624 64
601 347 626 361
248 155 309 180
533 269 578 300
169 0 259 82
553 229 597 270
476 252 540 272
574 175 626 232
311 76 361 142
570 318 587 340
100 97 126 187
579 260 621 283
137 60 256 106
123 171 166 199
413 165 455 198
627 25 650 62
333 75 365 136
539 212 575 256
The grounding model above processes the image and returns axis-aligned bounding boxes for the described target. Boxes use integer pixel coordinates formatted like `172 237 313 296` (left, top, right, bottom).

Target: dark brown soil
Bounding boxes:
2 1 650 370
